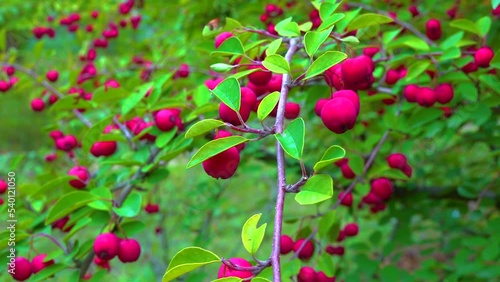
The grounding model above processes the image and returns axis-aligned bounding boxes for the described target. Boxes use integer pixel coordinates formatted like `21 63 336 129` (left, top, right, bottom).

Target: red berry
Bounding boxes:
155 109 179 131
0 80 10 92
426 19 442 41
371 178 393 200
317 271 336 282
343 223 359 237
31 98 45 112
145 203 160 214
93 233 120 260
340 164 355 179
248 66 272 86
284 102 301 119
474 47 494 68
415 87 436 107
385 69 400 85
321 98 358 134
0 179 7 194
90 141 117 157
402 164 413 178
202 147 240 179
118 239 141 263
280 235 294 255
403 84 419 102
330 90 360 114
363 47 379 58
217 258 252 279
293 239 315 260
68 166 90 189
31 254 54 273
386 153 407 169
46 70 59 82
219 102 251 126
338 192 353 206
9 257 32 281
434 83 454 104
297 266 317 282
215 32 234 48
408 5 419 17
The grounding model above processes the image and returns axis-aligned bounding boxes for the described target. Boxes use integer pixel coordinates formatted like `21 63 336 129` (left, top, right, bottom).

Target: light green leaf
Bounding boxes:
408 108 443 129
276 21 301 37
187 136 248 168
262 54 290 74
113 191 142 218
318 13 345 31
440 32 464 50
304 51 347 80
346 13 393 32
211 37 245 56
229 68 260 80
304 26 334 57
266 38 282 56
340 36 359 46
349 154 364 175
275 118 305 160
313 145 346 172
156 128 178 148
476 17 492 37
319 2 342 20
450 19 480 36
122 82 154 115
212 278 242 282
185 119 225 139
295 174 334 205
163 247 220 282
88 187 112 211
241 214 267 255
45 192 99 225
257 92 280 120
404 61 431 82
211 78 241 112
210 63 234 72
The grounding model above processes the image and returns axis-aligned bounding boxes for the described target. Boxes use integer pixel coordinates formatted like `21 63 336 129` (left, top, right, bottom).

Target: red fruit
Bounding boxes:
297 266 317 282
93 256 110 270
49 130 64 140
402 164 413 177
403 84 419 102
408 5 419 17
155 109 179 131
145 203 159 214
248 81 268 97
68 166 90 189
280 235 294 255
447 6 457 19
45 153 57 162
219 102 251 126
387 153 407 169
371 178 393 200
293 239 315 260
324 64 343 90
202 147 240 179
0 179 7 194
363 47 379 58
217 258 252 279
341 55 375 90
474 47 494 68
31 98 45 112
426 19 442 41
4 65 15 76
340 164 355 179
0 80 10 92
284 102 301 119
330 90 360 114
416 87 436 107
118 239 141 263
204 78 224 90
267 23 278 35
176 63 190 78
90 141 117 157
494 5 500 16
51 216 73 232
9 257 32 281
336 230 345 242
31 254 54 274
434 83 454 104
338 192 353 206
362 191 383 204
462 61 478 73
260 14 269 22
343 223 359 237
317 271 336 282
314 98 330 117
215 32 234 48
371 202 387 213
94 233 120 260
320 98 358 134
385 69 400 85
267 75 282 92
325 245 344 256
91 10 98 18
46 70 59 82
248 66 272 86
55 135 78 151
241 87 257 109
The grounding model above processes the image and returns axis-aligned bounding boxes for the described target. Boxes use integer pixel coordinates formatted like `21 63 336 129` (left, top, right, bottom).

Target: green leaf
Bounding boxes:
162 247 220 282
304 51 347 80
122 82 154 115
404 61 431 82
30 264 68 282
346 13 393 32
318 210 339 242
113 192 142 217
63 217 92 242
439 47 461 61
32 176 75 196
340 36 360 46
45 192 99 225
408 108 443 129
392 35 429 51
440 32 464 50
318 13 345 31
241 213 267 255
228 68 260 80
275 118 305 160
313 145 346 172
93 87 129 103
120 220 146 237
262 54 290 74
156 128 178 148
82 116 114 155
88 187 113 211
349 154 364 175
304 26 334 57
276 21 301 37
266 38 282 56
299 22 313 32
210 63 234 72
319 2 342 20
211 37 244 56
295 174 334 205
257 92 280 120
211 77 241 112
187 136 248 168
450 19 481 36
476 17 492 37
212 278 242 282
185 119 225 138
493 0 500 8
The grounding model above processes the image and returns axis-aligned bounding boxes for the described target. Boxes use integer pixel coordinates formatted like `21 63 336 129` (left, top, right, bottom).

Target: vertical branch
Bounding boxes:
271 38 299 282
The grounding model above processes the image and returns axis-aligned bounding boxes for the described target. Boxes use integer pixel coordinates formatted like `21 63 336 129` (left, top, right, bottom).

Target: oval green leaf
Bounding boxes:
346 13 393 32
122 82 154 115
187 136 248 168
262 54 290 74
45 191 99 225
113 191 142 217
295 174 334 205
162 247 220 282
211 77 241 112
304 26 334 57
304 51 347 80
266 38 282 56
242 213 267 255
211 37 244 56
156 128 178 148
313 145 346 172
257 91 280 120
275 118 305 160
185 119 225 139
